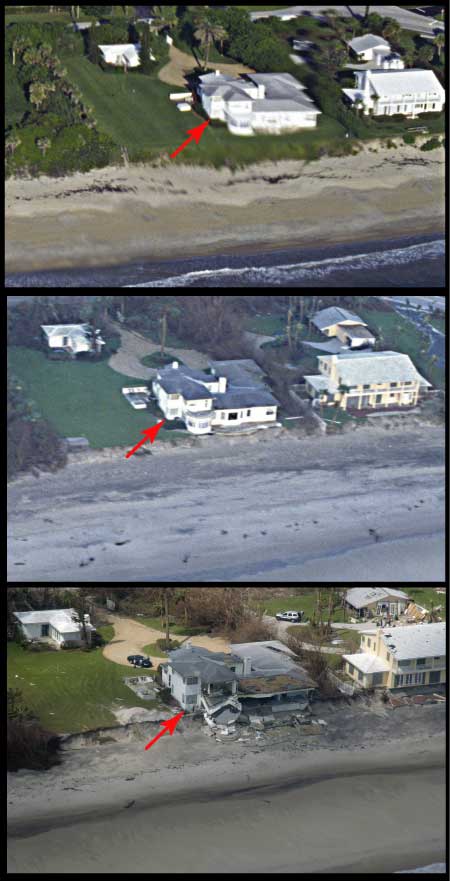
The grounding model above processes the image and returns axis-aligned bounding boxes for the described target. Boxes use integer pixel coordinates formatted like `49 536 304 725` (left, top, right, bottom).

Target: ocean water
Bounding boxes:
5 234 445 289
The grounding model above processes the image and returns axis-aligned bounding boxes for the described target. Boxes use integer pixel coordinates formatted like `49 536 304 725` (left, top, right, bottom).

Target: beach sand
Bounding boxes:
7 707 446 874
7 426 445 583
5 141 445 273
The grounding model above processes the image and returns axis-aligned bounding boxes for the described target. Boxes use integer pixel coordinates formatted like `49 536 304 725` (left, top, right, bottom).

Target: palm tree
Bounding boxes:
36 137 52 157
5 134 21 156
151 5 178 33
434 33 445 62
29 82 49 112
364 5 370 23
382 19 401 44
11 36 31 66
192 8 227 70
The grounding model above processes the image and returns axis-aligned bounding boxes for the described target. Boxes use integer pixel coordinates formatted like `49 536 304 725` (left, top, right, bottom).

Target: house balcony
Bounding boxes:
184 410 213 435
225 112 254 137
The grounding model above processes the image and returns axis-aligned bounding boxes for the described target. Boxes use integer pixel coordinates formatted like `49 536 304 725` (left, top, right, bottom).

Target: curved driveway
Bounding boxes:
102 613 231 668
108 324 210 381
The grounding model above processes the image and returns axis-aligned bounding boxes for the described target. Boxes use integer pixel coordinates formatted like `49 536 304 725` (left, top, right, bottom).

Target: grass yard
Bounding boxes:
244 314 286 336
7 642 158 734
133 616 209 638
429 316 446 334
407 588 446 613
8 347 187 448
358 307 446 389
60 55 347 166
251 591 347 623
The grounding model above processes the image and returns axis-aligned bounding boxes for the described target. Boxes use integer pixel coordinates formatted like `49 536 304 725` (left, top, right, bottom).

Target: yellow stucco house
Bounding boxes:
304 350 432 412
343 623 446 690
312 306 376 348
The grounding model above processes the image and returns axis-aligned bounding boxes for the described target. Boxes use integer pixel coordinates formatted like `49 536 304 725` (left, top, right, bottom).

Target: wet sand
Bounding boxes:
7 427 445 583
7 734 446 874
5 142 445 273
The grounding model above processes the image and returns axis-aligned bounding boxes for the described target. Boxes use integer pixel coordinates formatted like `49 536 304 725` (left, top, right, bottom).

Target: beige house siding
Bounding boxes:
345 629 446 689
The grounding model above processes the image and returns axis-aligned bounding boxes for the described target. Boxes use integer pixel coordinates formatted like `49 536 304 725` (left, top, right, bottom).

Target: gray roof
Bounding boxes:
325 351 432 387
348 34 390 53
346 588 410 610
156 375 214 401
312 306 365 331
215 389 278 409
377 623 446 660
252 98 319 113
209 359 265 387
168 646 241 684
232 640 316 690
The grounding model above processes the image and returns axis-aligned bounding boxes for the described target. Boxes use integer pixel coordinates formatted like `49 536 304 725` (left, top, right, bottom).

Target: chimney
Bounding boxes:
258 84 265 99
215 70 221 77
218 376 227 394
172 361 179 370
243 657 252 675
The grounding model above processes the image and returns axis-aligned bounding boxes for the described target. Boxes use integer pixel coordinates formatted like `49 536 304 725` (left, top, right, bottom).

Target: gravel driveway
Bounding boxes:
102 614 231 667
108 324 210 381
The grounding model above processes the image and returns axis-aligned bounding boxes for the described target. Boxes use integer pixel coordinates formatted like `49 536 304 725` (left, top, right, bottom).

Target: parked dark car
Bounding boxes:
135 658 152 669
48 348 72 361
127 654 146 665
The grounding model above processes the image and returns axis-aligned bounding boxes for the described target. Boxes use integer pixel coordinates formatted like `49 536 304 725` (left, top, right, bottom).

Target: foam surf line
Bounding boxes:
123 239 446 288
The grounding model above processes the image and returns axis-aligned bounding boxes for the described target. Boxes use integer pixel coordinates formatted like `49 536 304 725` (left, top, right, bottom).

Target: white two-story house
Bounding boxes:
198 71 321 136
343 68 445 117
152 360 279 435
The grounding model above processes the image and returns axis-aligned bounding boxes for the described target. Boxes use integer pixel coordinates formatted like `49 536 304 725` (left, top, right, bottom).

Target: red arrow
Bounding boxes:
125 421 165 459
145 711 185 751
170 120 210 159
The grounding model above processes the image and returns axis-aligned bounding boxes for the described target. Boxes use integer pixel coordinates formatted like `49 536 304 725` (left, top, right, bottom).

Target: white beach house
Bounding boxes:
152 360 279 435
98 44 146 69
343 68 445 117
41 324 105 356
14 609 96 648
198 71 321 136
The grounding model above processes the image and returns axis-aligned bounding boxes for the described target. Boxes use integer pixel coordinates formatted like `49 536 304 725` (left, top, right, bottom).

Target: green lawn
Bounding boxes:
358 307 446 389
429 317 446 335
244 314 286 336
133 616 209 638
251 591 347 623
7 642 158 734
7 347 187 448
59 55 347 166
407 588 446 613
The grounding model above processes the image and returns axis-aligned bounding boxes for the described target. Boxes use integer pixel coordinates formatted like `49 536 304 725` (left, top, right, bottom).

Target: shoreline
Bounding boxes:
5 222 445 277
7 734 446 873
5 144 446 275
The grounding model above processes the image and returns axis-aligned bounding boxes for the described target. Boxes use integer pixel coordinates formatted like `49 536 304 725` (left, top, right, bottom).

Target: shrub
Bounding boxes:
156 638 181 652
420 137 442 151
233 616 276 644
403 133 416 145
7 689 61 771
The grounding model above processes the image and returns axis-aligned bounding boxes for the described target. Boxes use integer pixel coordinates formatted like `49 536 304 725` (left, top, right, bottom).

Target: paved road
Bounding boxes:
8 427 445 582
250 6 444 34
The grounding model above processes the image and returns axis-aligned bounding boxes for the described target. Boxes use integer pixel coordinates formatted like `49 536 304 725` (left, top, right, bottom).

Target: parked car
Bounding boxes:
135 658 152 669
48 348 72 361
275 610 303 622
127 654 146 665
